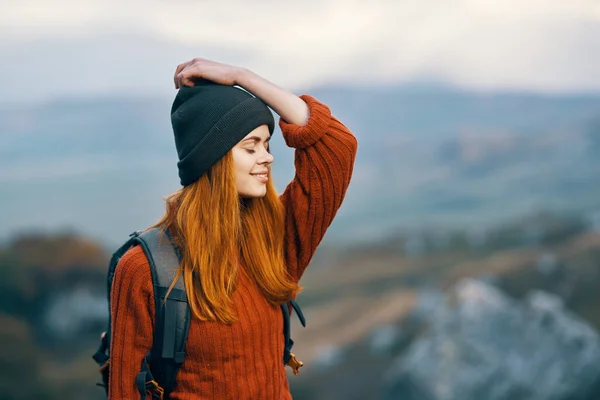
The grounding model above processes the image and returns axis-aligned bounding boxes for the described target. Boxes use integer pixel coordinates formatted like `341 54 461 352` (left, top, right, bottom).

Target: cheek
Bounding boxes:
232 151 254 176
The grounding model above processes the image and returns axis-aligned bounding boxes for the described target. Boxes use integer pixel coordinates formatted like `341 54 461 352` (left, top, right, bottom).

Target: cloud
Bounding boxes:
1 0 600 102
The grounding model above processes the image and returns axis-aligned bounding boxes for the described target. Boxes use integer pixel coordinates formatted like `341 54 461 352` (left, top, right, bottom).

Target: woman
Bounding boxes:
109 57 358 399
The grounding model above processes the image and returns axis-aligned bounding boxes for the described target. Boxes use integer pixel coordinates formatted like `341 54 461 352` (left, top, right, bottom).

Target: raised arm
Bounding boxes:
277 96 358 281
231 68 357 280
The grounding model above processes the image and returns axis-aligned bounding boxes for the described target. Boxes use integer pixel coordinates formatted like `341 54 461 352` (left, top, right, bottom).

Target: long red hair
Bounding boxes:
151 150 298 324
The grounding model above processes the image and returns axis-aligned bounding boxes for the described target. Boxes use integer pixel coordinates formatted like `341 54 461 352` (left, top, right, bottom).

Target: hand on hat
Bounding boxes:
174 58 245 89
174 57 309 126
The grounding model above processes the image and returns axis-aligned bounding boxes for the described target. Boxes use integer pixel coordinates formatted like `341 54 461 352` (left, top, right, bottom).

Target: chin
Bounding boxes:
239 190 267 199
238 181 269 198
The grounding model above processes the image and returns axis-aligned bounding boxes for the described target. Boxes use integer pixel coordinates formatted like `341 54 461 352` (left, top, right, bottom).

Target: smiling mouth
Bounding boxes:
251 172 269 183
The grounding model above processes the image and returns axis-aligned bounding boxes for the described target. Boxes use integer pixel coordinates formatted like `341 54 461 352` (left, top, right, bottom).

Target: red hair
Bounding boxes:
151 151 298 323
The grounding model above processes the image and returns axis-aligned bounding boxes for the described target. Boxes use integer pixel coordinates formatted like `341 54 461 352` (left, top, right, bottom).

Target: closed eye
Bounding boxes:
245 144 270 154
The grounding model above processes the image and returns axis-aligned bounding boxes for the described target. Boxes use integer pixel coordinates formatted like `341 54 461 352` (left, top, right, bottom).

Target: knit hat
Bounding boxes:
171 79 275 186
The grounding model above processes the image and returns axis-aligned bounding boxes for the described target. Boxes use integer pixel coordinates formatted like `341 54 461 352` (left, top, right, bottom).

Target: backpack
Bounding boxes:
92 228 306 399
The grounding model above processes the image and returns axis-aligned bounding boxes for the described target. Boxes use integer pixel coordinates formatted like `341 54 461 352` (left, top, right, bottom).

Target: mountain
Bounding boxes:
1 85 600 248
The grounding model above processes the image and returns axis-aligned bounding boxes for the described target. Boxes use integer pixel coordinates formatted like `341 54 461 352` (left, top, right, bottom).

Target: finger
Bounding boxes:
174 60 194 88
179 65 203 87
176 71 190 88
178 66 198 87
174 64 187 88
182 76 196 87
174 65 184 88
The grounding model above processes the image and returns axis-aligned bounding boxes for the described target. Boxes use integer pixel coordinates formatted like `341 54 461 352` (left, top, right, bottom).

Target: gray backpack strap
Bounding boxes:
136 228 190 398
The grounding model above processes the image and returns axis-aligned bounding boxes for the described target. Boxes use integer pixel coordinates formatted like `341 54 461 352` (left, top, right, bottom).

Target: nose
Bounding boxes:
258 148 274 164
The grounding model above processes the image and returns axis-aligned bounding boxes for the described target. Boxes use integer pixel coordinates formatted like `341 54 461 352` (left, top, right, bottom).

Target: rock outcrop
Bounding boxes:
382 279 600 400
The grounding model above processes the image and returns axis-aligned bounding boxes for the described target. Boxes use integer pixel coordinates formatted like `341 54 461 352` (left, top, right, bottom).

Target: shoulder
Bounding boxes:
113 245 153 292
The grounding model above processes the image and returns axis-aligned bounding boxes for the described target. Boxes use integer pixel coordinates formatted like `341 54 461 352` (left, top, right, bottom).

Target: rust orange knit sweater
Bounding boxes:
108 95 358 399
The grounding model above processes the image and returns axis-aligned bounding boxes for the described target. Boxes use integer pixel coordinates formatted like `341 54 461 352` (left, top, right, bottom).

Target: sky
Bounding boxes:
1 0 600 103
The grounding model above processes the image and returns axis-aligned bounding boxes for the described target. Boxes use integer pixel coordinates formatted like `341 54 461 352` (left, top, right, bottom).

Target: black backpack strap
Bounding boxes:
282 303 293 364
135 352 165 399
136 227 190 398
289 299 306 327
282 298 307 372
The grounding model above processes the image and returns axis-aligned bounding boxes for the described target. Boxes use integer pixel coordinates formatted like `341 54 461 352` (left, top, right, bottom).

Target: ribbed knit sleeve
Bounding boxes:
108 245 155 400
279 95 358 282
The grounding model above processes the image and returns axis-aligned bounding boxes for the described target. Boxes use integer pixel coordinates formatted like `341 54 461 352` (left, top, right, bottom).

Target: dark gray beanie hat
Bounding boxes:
171 79 275 186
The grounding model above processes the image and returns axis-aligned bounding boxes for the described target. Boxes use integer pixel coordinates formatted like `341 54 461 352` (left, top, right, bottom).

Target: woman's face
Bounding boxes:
232 124 274 198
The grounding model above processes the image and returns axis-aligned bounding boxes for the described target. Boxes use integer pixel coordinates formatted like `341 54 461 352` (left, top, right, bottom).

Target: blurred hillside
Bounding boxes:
289 211 600 399
1 84 600 247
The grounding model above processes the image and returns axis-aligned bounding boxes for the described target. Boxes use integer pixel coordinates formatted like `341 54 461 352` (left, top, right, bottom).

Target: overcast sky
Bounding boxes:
2 0 600 104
